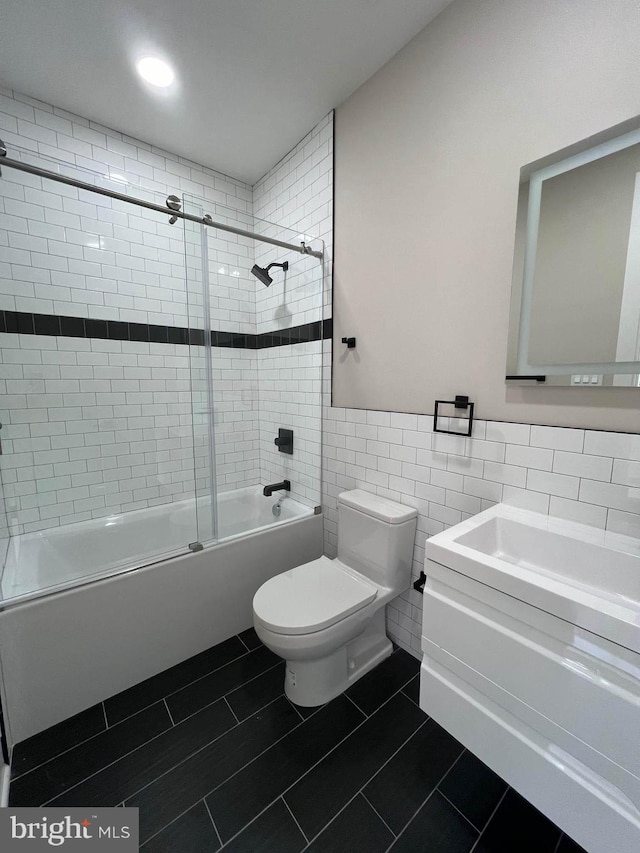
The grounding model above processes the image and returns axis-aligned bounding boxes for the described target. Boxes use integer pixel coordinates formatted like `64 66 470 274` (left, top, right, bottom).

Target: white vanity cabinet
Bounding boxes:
419 504 640 853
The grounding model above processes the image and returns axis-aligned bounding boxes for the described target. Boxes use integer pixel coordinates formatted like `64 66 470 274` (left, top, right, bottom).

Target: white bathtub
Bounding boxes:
2 486 311 605
0 487 322 745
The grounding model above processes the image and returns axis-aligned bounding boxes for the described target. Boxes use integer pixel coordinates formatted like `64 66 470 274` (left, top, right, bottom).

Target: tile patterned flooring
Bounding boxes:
10 631 587 852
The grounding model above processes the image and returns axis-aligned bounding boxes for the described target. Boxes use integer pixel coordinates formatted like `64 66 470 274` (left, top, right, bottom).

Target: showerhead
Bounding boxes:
251 260 289 287
251 264 273 287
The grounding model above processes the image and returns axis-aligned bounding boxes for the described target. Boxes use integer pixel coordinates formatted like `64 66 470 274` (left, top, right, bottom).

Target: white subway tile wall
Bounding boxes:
253 112 333 333
0 88 253 533
0 89 251 328
321 403 640 659
211 348 260 495
0 88 331 532
252 112 333 508
258 341 323 508
0 335 201 534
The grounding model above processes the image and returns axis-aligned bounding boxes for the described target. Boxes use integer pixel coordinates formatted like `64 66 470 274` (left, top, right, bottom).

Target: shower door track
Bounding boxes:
0 143 324 259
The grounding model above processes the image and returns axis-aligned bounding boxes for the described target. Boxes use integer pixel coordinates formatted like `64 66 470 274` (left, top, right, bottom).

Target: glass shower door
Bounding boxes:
184 189 325 545
0 147 207 602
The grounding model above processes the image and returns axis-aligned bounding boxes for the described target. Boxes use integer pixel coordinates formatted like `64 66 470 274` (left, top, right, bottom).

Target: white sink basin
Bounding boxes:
426 504 640 653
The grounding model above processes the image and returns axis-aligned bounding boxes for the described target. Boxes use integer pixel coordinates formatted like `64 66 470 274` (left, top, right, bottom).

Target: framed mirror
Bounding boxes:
506 119 640 387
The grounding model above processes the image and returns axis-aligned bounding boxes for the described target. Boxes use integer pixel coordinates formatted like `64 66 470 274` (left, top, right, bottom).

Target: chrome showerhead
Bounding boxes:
250 261 289 287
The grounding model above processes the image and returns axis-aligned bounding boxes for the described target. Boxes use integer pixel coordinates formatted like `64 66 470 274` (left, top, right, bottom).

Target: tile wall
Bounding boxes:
0 333 199 532
321 407 640 658
0 88 251 534
252 113 333 508
0 87 331 535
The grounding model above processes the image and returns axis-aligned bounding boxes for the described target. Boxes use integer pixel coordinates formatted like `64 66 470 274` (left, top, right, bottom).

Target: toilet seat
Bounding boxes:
253 556 377 636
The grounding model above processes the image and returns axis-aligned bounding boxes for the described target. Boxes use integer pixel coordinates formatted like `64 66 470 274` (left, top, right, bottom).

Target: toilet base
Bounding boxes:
284 610 393 707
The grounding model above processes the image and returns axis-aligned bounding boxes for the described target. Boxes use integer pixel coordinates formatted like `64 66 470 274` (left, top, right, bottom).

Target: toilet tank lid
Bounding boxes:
338 489 417 524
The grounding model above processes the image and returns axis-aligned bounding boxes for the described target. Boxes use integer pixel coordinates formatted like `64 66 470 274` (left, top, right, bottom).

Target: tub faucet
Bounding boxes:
263 480 291 497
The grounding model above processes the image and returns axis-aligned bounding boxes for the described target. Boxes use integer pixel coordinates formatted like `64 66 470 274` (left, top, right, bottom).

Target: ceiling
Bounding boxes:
0 0 452 185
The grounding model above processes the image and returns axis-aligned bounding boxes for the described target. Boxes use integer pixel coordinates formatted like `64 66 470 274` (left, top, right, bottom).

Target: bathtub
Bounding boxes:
0 486 322 745
2 486 312 605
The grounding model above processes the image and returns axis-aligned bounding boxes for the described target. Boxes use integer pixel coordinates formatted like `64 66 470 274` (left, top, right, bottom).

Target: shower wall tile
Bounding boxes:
252 112 333 334
0 87 253 331
1 88 330 532
253 112 333 510
212 348 260 494
321 406 640 659
0 89 262 516
0 336 260 535
258 341 323 509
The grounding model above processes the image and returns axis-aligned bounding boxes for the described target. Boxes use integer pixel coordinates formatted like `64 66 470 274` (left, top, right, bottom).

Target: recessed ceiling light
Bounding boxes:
136 56 175 88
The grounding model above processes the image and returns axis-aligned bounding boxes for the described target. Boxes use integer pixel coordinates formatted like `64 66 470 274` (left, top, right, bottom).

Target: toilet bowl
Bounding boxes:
253 489 417 706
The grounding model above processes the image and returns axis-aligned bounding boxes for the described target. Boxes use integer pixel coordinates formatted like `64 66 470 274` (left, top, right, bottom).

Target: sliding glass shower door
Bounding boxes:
0 146 209 601
184 190 325 544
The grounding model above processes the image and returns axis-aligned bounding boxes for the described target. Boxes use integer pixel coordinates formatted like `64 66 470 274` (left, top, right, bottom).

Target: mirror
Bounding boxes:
506 120 640 387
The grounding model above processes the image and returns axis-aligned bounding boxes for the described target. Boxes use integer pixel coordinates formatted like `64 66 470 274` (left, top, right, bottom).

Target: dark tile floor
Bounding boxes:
9 630 587 852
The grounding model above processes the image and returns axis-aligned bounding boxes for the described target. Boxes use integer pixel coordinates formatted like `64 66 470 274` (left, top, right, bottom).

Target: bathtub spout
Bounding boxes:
263 480 291 497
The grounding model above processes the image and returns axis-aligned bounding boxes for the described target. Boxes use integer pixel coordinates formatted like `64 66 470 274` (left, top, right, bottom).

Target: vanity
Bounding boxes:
420 504 640 853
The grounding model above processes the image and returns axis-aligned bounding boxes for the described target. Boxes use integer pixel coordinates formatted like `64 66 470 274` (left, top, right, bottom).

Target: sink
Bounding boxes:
426 504 640 653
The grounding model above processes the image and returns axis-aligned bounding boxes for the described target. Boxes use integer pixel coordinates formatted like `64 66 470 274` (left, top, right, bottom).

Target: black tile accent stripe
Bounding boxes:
0 310 332 350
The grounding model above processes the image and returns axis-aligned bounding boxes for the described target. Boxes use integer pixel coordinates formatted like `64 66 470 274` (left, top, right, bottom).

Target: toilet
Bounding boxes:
253 489 417 706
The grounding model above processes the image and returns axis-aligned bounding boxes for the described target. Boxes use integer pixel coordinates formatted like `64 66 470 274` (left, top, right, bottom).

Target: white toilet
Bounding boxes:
253 489 417 706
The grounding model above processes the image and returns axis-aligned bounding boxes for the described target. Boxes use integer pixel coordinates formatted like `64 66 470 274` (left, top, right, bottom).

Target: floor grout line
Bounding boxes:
223 697 240 726
299 717 432 851
282 795 309 845
343 691 367 717
361 791 397 838
37 692 286 810
468 787 509 853
113 644 257 725
23 654 425 849
102 637 257 730
140 796 221 850
553 831 569 853
163 698 175 727
236 631 252 652
203 797 224 849
400 677 419 705
11 702 167 786
286 697 307 723
278 673 423 808
116 692 290 811
19 660 281 797
381 746 468 853
176 674 422 851
12 640 573 850
174 661 283 727
144 700 316 849
437 787 485 833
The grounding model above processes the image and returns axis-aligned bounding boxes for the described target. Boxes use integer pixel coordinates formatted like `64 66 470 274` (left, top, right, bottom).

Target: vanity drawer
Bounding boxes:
422 559 640 779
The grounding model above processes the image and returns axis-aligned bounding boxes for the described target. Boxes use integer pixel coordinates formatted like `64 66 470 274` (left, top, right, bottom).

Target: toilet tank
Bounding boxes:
337 490 417 592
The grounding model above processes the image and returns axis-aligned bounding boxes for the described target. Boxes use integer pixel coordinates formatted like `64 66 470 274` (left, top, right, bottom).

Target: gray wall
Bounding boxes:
333 0 640 430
